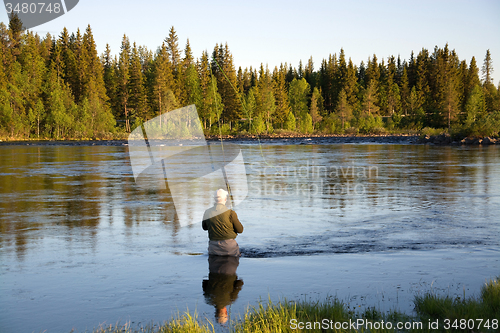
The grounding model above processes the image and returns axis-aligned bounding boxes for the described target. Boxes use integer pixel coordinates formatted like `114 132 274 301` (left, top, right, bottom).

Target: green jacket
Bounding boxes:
202 204 244 241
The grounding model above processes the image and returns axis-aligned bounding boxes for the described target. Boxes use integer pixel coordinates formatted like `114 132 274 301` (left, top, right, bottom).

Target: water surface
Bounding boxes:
0 142 499 332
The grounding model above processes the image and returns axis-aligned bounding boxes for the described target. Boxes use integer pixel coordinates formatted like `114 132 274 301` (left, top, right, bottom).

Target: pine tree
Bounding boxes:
153 42 175 124
205 75 223 128
128 42 147 122
183 63 202 108
319 54 337 113
43 65 76 138
19 32 46 130
245 87 258 133
414 48 431 124
344 58 359 112
211 43 242 123
117 35 131 132
482 49 494 86
272 64 291 128
310 87 323 128
364 54 381 116
164 27 182 103
165 27 181 72
183 39 194 71
80 25 114 134
482 49 496 112
337 49 347 94
361 80 380 116
399 66 410 116
8 13 24 61
4 62 26 137
384 56 401 115
198 50 212 128
464 57 481 104
431 45 461 129
335 89 352 130
304 56 316 88
102 44 118 117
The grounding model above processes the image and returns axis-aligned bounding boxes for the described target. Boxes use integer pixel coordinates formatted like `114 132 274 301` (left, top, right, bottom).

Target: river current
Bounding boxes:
0 141 499 332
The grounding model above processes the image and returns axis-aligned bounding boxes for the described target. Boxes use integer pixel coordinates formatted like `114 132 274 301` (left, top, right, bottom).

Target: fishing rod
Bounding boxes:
210 57 285 182
209 58 235 209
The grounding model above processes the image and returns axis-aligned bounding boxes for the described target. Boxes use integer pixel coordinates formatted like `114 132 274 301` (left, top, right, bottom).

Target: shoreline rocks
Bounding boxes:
0 134 498 146
418 134 498 145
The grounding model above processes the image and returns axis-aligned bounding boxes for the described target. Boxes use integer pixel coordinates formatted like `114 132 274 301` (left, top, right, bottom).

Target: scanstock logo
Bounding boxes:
127 105 248 227
4 0 79 29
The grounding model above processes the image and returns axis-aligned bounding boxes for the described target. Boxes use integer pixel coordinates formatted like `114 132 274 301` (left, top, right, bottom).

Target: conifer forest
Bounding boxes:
1 16 499 140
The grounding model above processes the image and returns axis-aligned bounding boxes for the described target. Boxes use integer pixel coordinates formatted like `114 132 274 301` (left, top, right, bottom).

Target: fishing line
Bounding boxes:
211 57 285 178
209 58 234 208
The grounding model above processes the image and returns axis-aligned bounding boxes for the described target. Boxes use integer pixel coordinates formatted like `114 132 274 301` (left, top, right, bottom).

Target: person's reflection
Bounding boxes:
202 255 244 325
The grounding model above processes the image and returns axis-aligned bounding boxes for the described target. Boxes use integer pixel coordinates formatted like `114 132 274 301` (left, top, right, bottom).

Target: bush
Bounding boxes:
299 113 314 134
284 112 296 131
357 114 384 134
421 127 447 137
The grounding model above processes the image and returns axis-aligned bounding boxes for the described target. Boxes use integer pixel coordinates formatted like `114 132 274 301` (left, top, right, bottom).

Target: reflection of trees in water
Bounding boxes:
247 144 495 213
1 144 498 257
0 146 184 257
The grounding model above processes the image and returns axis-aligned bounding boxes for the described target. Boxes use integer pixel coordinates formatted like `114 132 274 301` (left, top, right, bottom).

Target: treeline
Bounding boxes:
1 16 500 139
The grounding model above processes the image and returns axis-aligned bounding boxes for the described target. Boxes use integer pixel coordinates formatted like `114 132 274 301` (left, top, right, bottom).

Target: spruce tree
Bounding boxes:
361 80 380 116
117 35 131 132
482 49 494 86
255 65 276 133
335 89 352 130
165 27 181 72
272 64 291 128
482 50 496 112
344 58 359 112
128 42 147 122
211 43 242 123
102 44 119 117
399 66 410 116
310 87 323 128
183 63 202 109
165 27 182 103
153 42 174 124
8 13 24 61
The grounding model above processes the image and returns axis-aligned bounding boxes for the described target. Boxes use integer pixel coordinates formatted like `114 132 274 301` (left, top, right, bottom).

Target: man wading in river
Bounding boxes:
202 189 244 257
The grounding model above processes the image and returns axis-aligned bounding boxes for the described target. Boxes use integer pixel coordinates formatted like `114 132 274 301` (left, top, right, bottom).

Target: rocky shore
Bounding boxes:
418 133 499 145
0 135 420 146
0 134 498 146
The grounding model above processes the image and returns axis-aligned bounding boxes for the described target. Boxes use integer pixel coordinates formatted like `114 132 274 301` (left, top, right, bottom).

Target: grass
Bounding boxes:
69 276 500 333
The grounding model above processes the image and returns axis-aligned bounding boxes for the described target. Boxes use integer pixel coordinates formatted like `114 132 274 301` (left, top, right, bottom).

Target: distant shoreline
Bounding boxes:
0 134 499 146
0 134 418 146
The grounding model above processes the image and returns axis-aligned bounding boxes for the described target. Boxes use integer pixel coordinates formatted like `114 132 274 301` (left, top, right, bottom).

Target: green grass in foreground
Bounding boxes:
78 277 499 333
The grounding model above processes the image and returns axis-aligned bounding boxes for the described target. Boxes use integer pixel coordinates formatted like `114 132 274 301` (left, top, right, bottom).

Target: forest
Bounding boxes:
1 15 500 140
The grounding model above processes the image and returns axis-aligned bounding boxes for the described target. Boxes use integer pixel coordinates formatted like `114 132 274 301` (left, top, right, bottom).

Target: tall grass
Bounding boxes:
74 276 499 333
414 276 500 332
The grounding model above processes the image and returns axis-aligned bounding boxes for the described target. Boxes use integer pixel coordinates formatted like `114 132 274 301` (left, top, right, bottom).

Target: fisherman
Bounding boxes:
202 189 244 257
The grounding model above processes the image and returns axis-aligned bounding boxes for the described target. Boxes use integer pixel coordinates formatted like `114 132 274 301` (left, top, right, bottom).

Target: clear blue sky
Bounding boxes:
2 0 500 84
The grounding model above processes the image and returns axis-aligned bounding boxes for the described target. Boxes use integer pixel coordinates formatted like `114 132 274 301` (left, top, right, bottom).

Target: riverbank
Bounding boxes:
0 134 420 146
2 133 500 147
418 133 500 145
81 275 499 332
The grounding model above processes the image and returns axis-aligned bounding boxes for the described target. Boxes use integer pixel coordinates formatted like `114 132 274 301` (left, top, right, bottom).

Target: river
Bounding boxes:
0 141 499 332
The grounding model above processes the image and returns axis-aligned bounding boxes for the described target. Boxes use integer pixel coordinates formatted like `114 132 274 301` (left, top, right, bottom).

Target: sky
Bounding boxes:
2 0 500 85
